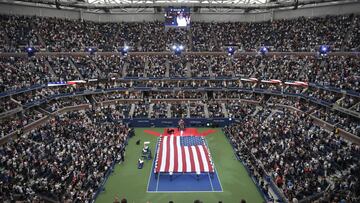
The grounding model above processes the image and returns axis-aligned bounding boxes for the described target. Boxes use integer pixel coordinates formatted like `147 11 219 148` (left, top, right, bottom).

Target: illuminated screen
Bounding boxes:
165 7 191 27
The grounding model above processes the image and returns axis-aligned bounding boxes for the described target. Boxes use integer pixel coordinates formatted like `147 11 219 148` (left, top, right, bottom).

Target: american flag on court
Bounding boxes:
154 135 214 173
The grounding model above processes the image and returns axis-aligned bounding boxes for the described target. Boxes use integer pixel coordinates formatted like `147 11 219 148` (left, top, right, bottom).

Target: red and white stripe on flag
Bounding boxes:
154 135 214 173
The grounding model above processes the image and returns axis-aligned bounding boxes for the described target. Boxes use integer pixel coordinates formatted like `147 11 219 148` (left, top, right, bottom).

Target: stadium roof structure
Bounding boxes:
1 0 357 13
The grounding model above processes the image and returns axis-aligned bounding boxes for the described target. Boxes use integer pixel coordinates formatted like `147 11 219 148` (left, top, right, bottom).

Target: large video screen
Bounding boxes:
164 7 191 27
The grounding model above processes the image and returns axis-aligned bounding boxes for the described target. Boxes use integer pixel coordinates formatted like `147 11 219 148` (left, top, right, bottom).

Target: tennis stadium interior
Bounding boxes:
0 0 359 203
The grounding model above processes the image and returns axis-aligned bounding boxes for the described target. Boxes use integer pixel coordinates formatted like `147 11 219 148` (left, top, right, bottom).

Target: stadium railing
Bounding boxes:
124 118 233 127
298 183 332 203
91 129 134 203
0 84 45 99
223 102 359 203
0 106 23 119
0 101 357 202
224 128 286 203
1 77 358 146
0 104 91 144
91 160 117 203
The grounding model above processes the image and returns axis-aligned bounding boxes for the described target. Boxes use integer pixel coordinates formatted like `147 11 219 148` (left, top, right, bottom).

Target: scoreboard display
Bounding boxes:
164 7 191 27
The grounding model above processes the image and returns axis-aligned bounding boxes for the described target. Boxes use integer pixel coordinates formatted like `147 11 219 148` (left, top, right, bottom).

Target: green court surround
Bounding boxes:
96 128 263 203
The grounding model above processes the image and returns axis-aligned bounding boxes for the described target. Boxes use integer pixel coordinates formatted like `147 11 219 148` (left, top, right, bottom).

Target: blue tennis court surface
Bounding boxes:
147 137 222 192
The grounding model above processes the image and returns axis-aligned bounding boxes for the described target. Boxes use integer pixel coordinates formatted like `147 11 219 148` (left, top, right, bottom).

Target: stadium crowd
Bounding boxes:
1 54 358 94
313 109 360 136
226 101 257 119
0 11 359 203
43 96 89 112
133 101 150 118
151 101 169 118
0 98 20 113
171 102 188 118
225 108 360 202
0 109 44 138
189 101 206 118
0 111 130 202
0 88 358 203
1 84 359 137
1 14 359 52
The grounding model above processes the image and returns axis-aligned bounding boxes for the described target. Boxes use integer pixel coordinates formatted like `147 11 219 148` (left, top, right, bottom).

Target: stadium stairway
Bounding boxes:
301 86 309 94
204 103 209 118
205 57 212 78
34 32 46 50
68 58 84 80
37 106 52 116
350 102 360 111
92 60 103 77
208 62 214 78
221 103 229 117
84 110 94 123
143 57 149 78
136 32 143 50
2 30 10 45
85 95 97 105
265 110 279 121
10 97 21 107
305 105 319 116
0 101 22 119
28 21 45 49
188 29 193 51
186 102 191 118
185 61 192 78
252 82 258 89
166 103 172 118
227 57 236 78
129 103 136 118
265 110 276 121
148 103 154 118
165 59 170 78
342 14 356 51
121 62 129 77
332 105 360 119
251 106 261 117
43 59 58 80
336 96 346 106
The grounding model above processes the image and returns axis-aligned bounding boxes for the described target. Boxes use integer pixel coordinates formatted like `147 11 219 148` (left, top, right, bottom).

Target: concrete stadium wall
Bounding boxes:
273 2 360 20
0 3 82 20
0 1 359 22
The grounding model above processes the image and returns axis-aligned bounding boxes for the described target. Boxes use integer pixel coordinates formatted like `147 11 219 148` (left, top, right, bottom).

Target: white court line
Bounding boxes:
155 173 160 191
146 137 159 192
207 172 214 191
147 136 224 193
147 190 223 193
213 168 223 192
203 137 224 192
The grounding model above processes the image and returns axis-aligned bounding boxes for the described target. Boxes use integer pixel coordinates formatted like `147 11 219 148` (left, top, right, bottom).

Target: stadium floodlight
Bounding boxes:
227 47 236 56
85 47 97 55
118 45 130 56
175 48 182 56
259 46 268 55
172 44 184 56
25 47 36 57
319 45 330 56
